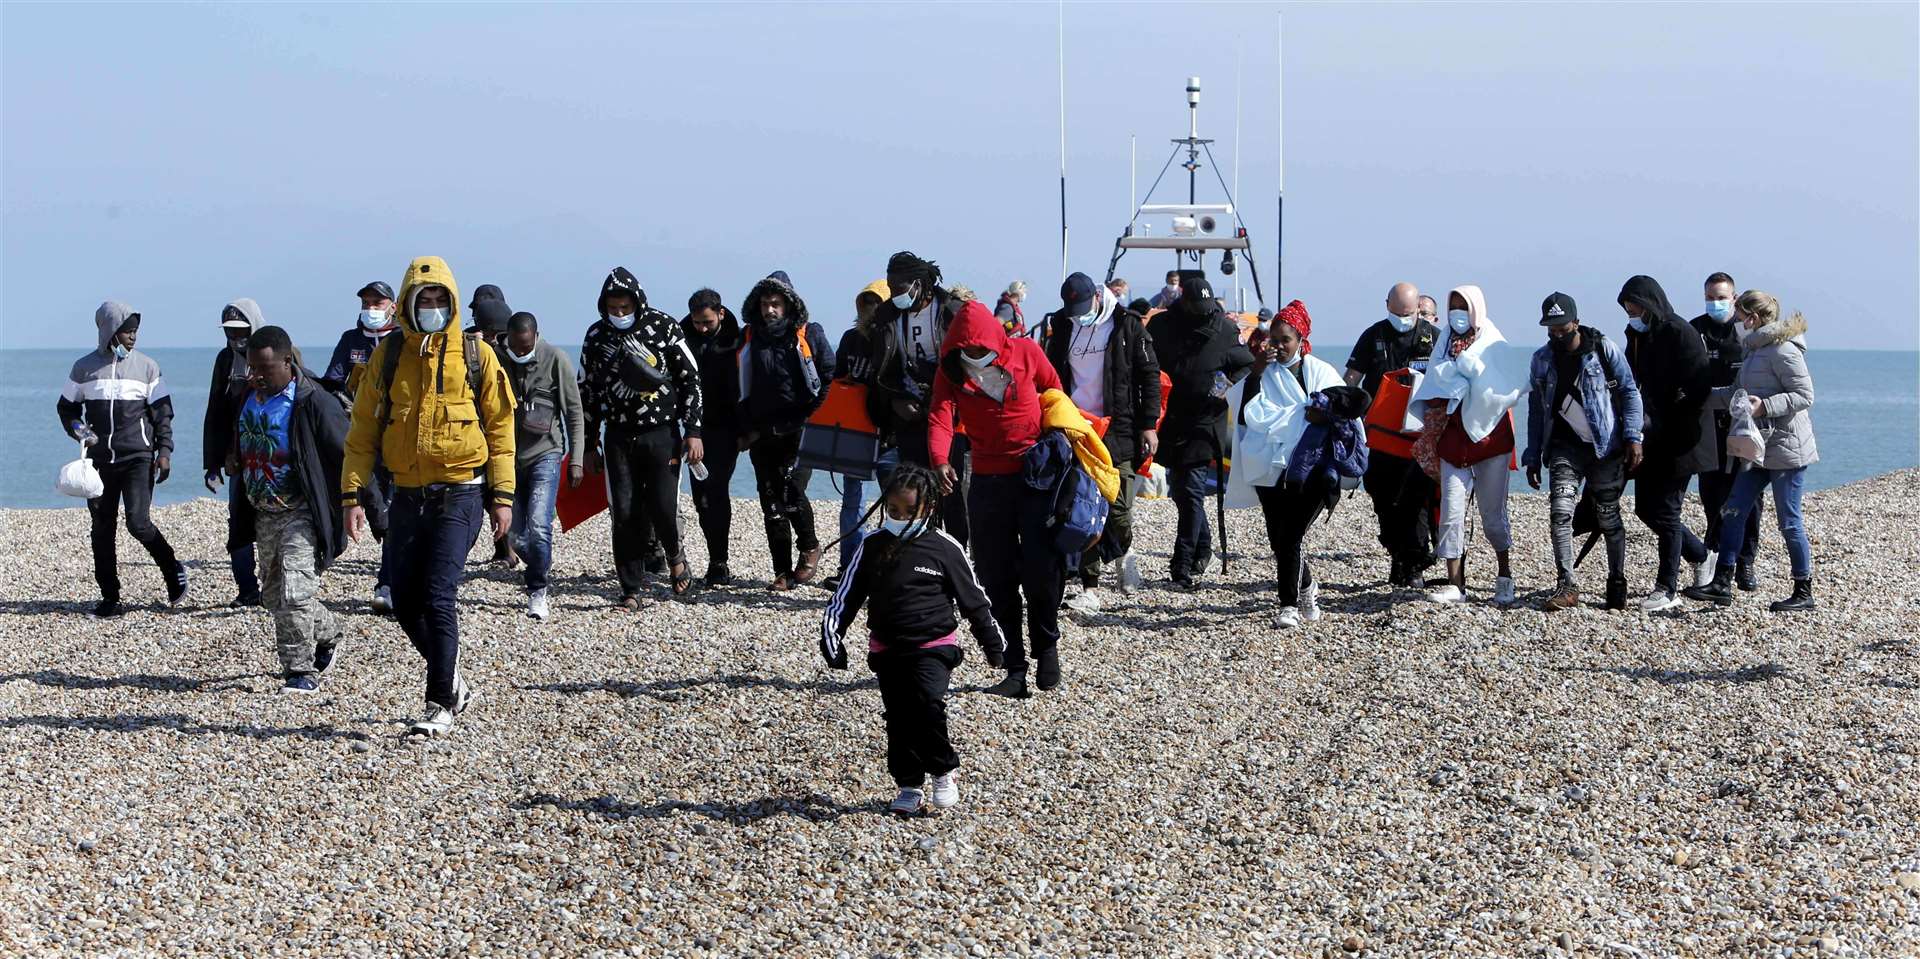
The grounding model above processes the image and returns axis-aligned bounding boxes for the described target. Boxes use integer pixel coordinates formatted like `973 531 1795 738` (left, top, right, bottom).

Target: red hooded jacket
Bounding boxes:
929 300 1062 475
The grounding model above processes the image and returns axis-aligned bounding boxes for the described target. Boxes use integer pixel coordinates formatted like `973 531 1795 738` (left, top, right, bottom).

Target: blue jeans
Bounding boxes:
1715 466 1811 580
510 451 563 591
839 448 900 571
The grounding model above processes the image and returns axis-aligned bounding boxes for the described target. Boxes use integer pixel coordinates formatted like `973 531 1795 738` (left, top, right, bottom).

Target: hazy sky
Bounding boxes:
4 1 1916 353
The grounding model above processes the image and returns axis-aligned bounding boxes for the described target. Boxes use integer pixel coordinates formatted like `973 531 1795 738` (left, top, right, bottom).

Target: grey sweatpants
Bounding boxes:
257 507 340 676
1436 455 1512 560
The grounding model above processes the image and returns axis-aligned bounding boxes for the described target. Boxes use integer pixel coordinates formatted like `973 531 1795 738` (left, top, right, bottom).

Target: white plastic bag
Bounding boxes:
1726 389 1765 464
55 442 103 499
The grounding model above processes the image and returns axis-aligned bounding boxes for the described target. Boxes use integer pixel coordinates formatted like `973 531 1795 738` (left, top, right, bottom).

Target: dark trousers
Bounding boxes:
968 473 1064 673
870 646 963 788
688 427 741 567
1167 464 1215 578
1697 467 1760 567
1634 471 1709 592
364 466 395 590
1255 480 1329 606
87 458 181 603
1547 442 1627 582
1082 472 1137 587
1362 452 1433 569
894 424 969 547
388 484 482 707
225 480 259 596
749 429 819 578
606 426 683 596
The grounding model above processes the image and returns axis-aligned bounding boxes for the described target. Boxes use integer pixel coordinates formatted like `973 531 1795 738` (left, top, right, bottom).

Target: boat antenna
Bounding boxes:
1233 41 1244 311
1276 11 1285 303
1057 0 1069 282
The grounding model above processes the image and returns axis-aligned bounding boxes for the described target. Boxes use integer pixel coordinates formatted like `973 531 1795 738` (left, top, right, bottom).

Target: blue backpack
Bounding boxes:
1024 430 1108 565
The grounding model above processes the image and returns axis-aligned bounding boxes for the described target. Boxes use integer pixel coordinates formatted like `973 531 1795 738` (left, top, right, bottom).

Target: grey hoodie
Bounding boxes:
56 301 174 465
204 298 264 472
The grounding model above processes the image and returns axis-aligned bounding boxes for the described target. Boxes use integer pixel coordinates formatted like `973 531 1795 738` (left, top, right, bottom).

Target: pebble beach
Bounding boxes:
1 471 1916 958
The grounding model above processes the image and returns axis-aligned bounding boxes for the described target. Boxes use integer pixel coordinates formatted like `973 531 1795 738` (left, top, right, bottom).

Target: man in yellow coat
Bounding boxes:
341 256 517 738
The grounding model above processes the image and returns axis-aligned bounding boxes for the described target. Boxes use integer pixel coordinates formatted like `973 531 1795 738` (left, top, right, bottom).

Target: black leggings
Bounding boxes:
605 426 683 595
1255 480 1330 606
749 430 819 577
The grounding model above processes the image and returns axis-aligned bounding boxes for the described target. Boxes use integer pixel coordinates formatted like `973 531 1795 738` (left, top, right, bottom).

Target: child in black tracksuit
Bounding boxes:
820 466 1005 816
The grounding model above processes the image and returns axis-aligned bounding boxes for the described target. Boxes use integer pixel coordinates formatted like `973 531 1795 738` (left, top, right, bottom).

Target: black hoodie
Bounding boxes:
580 267 704 441
681 305 745 437
860 287 962 441
1618 275 1713 478
738 272 834 434
1148 290 1254 468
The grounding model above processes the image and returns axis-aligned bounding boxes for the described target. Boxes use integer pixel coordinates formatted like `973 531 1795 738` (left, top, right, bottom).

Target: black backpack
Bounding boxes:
372 332 486 437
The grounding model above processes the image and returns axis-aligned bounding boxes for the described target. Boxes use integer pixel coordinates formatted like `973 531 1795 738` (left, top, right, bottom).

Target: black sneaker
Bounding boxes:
313 640 339 675
229 591 263 609
1603 577 1628 611
820 573 842 593
1035 649 1061 691
984 672 1031 700
1169 574 1196 592
282 674 320 695
703 563 732 588
165 567 190 607
91 599 125 619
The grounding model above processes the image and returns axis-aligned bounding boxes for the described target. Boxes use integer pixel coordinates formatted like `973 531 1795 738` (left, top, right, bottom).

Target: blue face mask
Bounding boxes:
1705 299 1734 323
414 307 451 333
1626 314 1648 334
1447 309 1472 334
110 342 130 360
878 514 928 539
606 311 637 331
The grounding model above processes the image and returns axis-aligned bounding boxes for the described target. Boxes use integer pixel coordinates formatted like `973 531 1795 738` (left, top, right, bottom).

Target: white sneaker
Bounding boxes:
1425 584 1465 604
1640 589 1681 613
1693 554 1717 590
527 588 549 620
928 772 960 809
408 705 456 738
1274 606 1301 629
451 673 475 716
1066 588 1104 614
371 586 393 613
889 787 925 816
1301 581 1322 622
1118 553 1144 594
1493 576 1517 607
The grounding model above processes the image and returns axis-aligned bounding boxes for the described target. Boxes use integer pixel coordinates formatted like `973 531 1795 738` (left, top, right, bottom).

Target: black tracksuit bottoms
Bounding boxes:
1255 479 1331 607
606 425 684 596
870 645 964 789
88 458 182 603
967 473 1063 674
688 427 741 567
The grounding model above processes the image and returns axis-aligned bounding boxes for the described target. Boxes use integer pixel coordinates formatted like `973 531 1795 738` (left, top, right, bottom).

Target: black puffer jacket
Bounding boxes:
1043 299 1162 470
738 272 833 434
1148 296 1254 468
1619 275 1713 478
1692 310 1746 472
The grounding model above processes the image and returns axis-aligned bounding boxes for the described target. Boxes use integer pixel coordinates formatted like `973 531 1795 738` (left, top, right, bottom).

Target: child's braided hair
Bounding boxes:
819 464 944 571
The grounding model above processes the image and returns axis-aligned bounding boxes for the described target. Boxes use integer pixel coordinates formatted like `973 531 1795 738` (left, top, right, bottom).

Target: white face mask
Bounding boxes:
414 307 451 333
960 349 997 368
359 308 391 331
1626 314 1648 333
111 342 131 360
1284 352 1303 369
1447 309 1472 334
1387 312 1415 333
890 283 919 311
878 514 928 539
508 346 537 365
606 311 637 330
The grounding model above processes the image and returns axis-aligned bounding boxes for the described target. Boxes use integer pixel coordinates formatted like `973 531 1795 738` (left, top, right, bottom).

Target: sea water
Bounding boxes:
3 346 1914 510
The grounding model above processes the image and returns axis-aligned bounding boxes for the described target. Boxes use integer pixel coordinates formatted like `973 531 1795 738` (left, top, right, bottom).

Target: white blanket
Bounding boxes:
1225 353 1343 508
1409 319 1526 443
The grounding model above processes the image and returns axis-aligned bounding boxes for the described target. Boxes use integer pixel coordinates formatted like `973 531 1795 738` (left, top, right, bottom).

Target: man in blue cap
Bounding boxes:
321 279 401 612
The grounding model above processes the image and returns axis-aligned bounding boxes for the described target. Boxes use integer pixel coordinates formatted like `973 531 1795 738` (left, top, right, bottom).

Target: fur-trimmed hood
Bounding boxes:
1744 313 1809 351
742 271 809 338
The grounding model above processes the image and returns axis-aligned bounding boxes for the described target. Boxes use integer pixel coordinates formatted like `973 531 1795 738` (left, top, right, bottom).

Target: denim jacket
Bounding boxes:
1523 328 1644 467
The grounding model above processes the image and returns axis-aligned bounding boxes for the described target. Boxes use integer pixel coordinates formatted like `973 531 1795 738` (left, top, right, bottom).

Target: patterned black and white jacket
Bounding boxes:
579 267 703 443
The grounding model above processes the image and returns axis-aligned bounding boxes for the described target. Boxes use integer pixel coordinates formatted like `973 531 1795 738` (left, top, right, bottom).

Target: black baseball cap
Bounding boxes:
1060 272 1099 317
357 280 394 302
1540 292 1578 327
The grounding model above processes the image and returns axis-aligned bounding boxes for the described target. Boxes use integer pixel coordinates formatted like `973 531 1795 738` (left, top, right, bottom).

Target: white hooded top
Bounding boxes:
1408 284 1527 443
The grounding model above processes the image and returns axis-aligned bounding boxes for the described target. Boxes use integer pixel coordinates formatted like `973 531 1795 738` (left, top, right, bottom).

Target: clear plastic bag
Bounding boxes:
55 441 103 499
1726 389 1765 463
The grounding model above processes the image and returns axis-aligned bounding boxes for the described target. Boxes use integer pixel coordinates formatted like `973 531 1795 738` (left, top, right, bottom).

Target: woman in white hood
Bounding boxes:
1410 285 1526 606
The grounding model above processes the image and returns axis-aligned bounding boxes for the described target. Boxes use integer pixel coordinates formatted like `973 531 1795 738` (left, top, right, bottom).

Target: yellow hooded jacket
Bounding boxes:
340 256 518 509
1038 389 1120 503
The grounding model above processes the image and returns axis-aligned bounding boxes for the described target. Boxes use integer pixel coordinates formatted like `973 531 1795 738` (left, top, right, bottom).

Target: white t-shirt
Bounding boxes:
1067 319 1116 416
901 303 942 371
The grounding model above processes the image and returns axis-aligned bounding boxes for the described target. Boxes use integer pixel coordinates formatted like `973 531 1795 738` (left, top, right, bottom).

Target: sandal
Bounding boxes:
670 559 695 597
618 594 643 611
789 547 823 587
